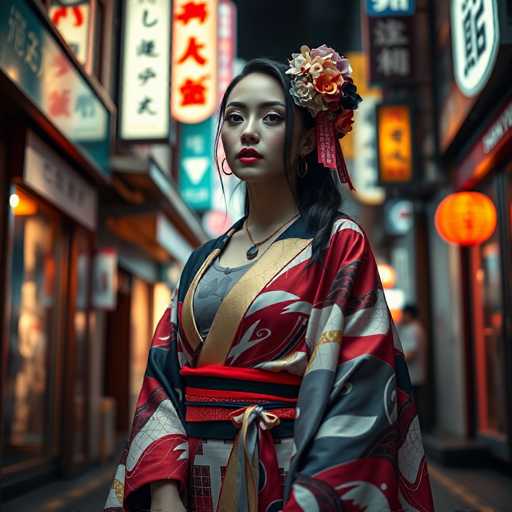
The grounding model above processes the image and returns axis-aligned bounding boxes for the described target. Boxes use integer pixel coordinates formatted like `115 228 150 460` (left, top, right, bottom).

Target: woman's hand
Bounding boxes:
150 480 186 512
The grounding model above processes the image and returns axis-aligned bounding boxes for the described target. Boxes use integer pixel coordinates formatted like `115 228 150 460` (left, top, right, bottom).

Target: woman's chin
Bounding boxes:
232 167 282 184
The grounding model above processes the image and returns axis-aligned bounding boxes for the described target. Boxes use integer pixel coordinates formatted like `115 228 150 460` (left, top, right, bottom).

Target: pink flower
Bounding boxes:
311 44 351 75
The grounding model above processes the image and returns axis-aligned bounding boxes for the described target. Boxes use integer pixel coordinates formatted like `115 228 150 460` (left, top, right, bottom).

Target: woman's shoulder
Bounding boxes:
330 211 366 240
325 211 371 262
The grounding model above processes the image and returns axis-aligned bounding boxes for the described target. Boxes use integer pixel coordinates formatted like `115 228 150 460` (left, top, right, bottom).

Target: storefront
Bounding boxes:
454 95 512 460
101 152 205 435
427 0 512 463
0 0 113 494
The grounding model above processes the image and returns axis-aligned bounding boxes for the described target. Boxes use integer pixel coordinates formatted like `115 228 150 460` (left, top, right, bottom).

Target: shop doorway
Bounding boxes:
470 176 511 459
1 186 64 473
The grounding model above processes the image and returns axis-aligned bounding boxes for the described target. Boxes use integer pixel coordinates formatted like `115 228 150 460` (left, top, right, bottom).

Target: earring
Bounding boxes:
297 157 309 178
221 158 233 175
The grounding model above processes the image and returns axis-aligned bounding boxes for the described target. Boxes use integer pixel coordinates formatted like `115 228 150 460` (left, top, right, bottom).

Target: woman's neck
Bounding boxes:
245 177 299 235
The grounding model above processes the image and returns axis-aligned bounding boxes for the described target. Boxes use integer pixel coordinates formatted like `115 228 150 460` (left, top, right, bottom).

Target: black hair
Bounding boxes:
403 304 419 318
214 58 343 266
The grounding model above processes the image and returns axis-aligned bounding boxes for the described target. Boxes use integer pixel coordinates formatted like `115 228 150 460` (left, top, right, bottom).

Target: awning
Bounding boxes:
106 212 193 265
110 155 207 247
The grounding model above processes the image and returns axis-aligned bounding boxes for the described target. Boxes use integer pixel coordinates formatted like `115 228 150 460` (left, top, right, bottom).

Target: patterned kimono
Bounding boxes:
104 213 434 512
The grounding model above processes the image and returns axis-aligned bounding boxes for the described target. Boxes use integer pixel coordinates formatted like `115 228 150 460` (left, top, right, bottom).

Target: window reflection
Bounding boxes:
2 188 58 466
473 182 507 438
73 245 90 464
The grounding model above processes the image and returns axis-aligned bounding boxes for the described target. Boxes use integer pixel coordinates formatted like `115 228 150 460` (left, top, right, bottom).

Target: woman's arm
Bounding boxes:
104 295 190 511
284 221 434 511
150 481 186 512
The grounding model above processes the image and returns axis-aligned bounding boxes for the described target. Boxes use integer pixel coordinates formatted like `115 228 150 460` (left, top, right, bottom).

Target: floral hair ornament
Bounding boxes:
286 44 362 190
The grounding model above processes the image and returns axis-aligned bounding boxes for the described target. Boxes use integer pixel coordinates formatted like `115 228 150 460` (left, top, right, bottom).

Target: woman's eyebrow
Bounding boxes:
226 101 286 109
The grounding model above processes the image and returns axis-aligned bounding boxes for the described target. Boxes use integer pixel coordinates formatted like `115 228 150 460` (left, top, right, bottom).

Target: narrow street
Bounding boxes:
3 459 512 512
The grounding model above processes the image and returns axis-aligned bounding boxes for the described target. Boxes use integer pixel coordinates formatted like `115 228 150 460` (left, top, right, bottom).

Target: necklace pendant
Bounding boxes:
246 245 259 260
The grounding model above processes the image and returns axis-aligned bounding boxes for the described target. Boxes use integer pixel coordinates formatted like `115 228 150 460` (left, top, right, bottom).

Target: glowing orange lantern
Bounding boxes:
9 189 38 216
435 192 497 246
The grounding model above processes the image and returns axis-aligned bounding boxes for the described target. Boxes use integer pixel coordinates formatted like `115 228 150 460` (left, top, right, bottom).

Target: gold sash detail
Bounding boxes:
217 406 281 512
197 237 312 366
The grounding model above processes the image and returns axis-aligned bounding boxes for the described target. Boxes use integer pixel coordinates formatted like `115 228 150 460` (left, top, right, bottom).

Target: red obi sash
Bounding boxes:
181 364 300 430
180 365 301 512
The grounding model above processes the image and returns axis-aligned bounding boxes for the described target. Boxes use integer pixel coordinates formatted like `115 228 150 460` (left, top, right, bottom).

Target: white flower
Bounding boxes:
289 78 315 104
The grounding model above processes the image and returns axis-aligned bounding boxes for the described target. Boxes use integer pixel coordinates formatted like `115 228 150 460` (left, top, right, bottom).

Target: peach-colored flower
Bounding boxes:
314 68 343 96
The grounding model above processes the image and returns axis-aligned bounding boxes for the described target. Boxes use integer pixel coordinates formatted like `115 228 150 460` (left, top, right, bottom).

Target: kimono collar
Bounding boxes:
217 212 316 252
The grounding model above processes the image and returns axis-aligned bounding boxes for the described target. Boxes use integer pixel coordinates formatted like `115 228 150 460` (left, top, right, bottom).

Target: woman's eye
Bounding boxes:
225 112 243 123
264 112 284 124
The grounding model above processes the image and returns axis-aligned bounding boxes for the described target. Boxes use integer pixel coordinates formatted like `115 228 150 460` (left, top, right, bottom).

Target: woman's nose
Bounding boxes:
241 119 259 145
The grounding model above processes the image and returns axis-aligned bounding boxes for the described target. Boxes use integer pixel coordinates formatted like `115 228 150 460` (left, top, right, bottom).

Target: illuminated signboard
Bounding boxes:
366 0 415 16
376 103 414 185
0 0 111 175
217 0 236 104
49 0 95 72
178 117 216 210
119 0 171 140
451 0 499 97
171 0 218 124
367 15 414 84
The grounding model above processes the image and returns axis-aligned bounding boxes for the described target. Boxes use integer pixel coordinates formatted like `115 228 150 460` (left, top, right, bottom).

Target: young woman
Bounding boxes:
105 45 434 512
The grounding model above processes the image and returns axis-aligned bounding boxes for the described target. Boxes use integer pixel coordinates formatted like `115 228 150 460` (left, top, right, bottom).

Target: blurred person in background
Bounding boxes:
398 304 428 426
105 45 434 512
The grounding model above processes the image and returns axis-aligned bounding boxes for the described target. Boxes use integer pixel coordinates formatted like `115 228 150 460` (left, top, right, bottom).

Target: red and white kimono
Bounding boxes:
104 213 434 512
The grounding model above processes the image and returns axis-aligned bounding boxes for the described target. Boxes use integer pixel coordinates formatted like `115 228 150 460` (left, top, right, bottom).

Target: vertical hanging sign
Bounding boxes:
367 15 415 84
366 0 415 16
451 0 499 97
217 0 236 104
171 0 218 124
49 0 96 72
119 0 171 141
178 118 215 210
376 103 415 185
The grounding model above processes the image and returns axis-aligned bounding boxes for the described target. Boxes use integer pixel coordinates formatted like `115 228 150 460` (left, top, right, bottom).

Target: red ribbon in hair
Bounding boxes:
315 111 355 191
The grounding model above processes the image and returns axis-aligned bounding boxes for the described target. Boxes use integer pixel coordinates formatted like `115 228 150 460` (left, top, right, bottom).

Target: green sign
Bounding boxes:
178 118 216 211
0 0 111 176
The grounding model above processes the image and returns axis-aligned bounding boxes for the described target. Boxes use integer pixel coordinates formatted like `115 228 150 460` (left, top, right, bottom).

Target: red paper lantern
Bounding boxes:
435 192 497 246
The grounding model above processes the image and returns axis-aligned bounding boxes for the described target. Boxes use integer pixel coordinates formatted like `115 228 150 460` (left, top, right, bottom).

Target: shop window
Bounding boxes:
1 188 61 467
130 278 153 420
70 228 93 465
471 180 507 438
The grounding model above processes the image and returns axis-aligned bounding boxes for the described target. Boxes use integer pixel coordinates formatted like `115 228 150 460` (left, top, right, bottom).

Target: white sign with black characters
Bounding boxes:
24 131 97 230
451 0 499 97
120 0 171 140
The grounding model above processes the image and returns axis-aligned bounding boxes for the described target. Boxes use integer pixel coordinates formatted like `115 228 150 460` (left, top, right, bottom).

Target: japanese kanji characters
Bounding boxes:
172 0 217 122
180 77 208 106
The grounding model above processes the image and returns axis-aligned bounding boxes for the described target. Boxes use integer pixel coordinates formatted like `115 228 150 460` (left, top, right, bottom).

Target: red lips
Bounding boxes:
237 147 263 166
237 147 263 159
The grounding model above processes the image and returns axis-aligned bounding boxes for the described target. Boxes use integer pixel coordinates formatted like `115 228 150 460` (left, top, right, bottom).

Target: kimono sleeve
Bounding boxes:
284 220 434 512
104 288 188 511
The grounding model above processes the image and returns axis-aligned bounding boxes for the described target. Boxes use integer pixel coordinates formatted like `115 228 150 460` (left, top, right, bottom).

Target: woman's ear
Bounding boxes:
300 128 316 157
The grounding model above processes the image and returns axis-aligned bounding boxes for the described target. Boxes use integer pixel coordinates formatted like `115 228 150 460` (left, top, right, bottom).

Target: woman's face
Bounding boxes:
221 72 305 184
